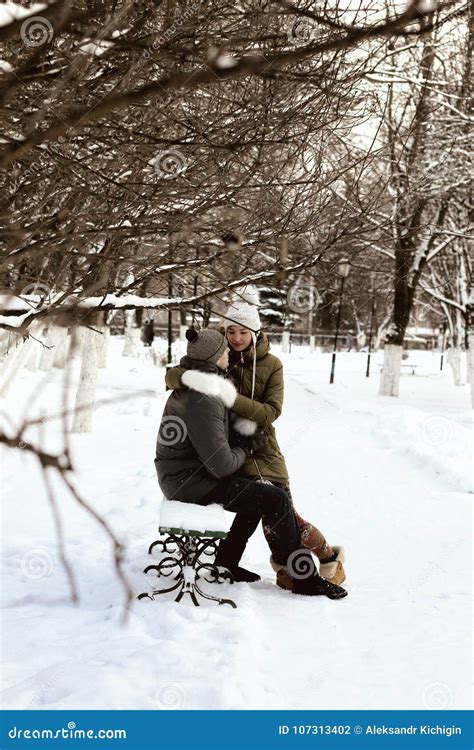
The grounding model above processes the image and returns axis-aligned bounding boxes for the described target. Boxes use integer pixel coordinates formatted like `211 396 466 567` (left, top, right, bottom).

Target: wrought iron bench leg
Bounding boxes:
148 539 162 555
193 578 237 608
138 577 183 601
138 534 237 608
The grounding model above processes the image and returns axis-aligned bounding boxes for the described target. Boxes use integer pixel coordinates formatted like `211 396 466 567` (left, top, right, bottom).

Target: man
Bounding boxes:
142 319 155 346
155 327 347 598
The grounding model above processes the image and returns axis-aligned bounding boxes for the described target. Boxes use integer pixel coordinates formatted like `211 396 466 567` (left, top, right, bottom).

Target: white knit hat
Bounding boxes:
223 286 261 333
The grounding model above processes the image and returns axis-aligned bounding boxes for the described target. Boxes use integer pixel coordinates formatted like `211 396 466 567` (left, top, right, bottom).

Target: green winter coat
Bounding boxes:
165 333 289 483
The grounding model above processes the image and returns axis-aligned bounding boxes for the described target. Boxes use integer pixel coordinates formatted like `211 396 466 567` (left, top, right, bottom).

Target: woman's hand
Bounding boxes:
249 429 268 453
230 427 268 455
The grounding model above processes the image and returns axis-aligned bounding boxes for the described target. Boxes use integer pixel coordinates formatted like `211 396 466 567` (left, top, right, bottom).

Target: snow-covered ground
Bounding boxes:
0 338 472 710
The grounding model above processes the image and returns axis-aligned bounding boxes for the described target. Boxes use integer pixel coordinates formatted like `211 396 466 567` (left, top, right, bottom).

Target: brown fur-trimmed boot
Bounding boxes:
270 555 293 590
319 546 346 586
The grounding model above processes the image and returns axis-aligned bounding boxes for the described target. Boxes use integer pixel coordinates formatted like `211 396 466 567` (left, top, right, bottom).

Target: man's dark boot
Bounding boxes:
270 551 348 599
216 562 261 583
292 574 348 599
215 514 261 583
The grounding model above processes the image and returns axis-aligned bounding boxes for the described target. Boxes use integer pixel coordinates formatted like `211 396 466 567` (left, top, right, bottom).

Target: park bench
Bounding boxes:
379 362 418 375
137 498 237 608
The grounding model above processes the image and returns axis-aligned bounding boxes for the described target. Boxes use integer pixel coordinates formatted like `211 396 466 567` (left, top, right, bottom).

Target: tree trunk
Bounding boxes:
123 326 141 356
447 347 463 386
68 326 85 360
379 344 404 397
0 331 12 363
71 323 101 433
447 308 466 386
0 323 42 396
281 330 290 353
26 342 40 372
374 311 391 351
98 325 110 368
466 340 473 393
0 341 31 396
356 331 366 349
26 327 45 371
123 309 140 356
468 331 474 408
53 327 69 369
39 325 62 371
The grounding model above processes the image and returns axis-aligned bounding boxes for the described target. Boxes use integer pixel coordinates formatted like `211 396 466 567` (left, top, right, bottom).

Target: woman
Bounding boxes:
165 290 346 588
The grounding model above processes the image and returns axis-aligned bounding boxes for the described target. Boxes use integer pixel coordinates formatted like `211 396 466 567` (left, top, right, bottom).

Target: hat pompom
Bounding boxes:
185 328 199 343
238 285 260 306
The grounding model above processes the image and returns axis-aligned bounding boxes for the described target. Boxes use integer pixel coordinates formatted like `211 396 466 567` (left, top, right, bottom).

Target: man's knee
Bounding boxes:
261 484 291 512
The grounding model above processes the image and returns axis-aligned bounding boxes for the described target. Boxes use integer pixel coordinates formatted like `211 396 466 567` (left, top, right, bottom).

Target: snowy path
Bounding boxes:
0 343 471 710
234 366 471 709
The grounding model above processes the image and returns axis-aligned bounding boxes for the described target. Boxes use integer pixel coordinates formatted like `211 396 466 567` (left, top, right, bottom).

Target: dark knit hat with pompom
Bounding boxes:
185 328 227 364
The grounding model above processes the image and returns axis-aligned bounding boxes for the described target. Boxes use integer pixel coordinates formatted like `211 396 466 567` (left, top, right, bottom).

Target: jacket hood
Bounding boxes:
180 368 237 409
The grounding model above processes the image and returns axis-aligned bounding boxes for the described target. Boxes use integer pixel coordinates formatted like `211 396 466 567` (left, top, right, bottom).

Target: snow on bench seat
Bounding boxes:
159 498 234 539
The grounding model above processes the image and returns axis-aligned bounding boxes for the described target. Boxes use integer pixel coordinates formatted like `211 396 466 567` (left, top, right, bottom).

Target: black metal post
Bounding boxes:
167 274 173 365
192 248 199 327
366 299 376 378
330 276 346 384
440 320 447 371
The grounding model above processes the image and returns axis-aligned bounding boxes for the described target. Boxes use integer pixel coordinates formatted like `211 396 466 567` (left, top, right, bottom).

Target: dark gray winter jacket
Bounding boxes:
155 358 247 502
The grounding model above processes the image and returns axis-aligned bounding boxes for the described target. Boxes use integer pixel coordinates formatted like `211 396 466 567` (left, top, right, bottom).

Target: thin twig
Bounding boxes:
42 464 79 604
